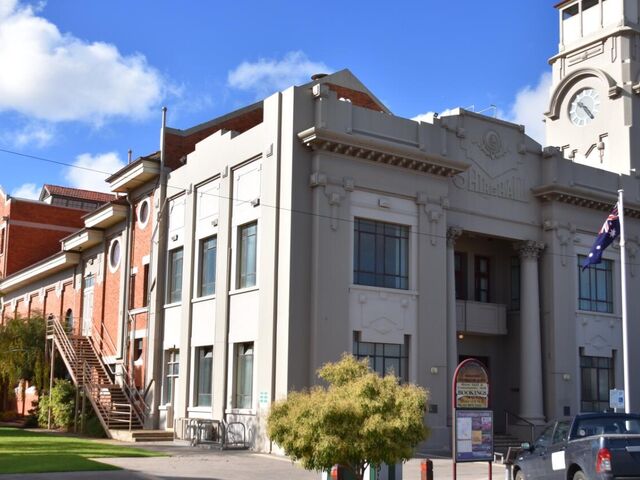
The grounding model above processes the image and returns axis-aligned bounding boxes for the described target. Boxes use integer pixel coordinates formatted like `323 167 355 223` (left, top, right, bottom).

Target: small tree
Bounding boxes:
0 314 48 413
267 355 429 480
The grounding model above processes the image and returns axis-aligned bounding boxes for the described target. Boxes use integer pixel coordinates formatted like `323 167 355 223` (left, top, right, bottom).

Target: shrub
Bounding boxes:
37 379 76 430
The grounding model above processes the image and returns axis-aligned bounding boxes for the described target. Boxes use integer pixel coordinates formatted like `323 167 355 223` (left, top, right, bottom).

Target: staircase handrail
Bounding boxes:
504 409 536 444
47 316 79 377
80 358 112 433
84 318 149 423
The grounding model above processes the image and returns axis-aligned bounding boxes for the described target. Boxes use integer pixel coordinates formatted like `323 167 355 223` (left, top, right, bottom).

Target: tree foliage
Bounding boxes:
37 379 76 429
0 314 48 411
267 355 429 480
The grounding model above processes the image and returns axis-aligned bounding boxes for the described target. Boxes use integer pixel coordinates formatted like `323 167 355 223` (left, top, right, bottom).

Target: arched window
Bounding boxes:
65 308 73 333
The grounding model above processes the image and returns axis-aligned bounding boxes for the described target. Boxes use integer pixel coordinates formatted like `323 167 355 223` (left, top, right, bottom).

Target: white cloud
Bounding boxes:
505 72 551 145
0 0 166 124
412 108 458 124
411 73 551 145
228 51 330 97
10 122 54 148
11 182 39 199
64 152 125 192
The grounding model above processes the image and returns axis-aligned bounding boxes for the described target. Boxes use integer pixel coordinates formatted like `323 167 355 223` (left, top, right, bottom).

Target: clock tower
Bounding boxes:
546 0 640 175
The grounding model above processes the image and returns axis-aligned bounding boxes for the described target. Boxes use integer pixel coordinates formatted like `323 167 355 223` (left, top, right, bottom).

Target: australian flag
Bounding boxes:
582 203 620 270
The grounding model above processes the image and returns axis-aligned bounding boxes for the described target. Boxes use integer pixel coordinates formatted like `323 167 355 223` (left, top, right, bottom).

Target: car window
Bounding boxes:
535 424 555 449
553 421 570 444
574 416 640 438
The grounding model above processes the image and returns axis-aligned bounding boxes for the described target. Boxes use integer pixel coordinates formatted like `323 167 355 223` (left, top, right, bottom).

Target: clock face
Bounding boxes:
569 88 600 126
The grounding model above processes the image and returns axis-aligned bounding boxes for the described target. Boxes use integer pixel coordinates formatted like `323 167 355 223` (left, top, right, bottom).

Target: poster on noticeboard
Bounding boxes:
454 409 494 463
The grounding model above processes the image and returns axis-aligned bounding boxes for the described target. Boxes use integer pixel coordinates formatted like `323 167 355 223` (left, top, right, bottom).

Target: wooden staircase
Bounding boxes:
47 316 147 437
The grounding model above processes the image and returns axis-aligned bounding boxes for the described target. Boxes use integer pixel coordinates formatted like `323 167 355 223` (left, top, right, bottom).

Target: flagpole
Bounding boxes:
618 189 631 413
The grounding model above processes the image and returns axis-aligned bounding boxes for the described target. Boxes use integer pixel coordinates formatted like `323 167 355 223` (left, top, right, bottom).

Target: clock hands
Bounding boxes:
577 101 595 119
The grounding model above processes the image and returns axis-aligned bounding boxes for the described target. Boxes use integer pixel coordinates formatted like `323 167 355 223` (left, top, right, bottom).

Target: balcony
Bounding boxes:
456 300 507 336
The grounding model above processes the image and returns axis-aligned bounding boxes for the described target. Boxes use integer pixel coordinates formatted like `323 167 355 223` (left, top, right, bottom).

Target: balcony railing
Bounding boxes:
456 300 507 335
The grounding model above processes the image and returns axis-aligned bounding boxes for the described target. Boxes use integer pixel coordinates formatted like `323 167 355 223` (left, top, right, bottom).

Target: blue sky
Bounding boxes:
0 0 558 198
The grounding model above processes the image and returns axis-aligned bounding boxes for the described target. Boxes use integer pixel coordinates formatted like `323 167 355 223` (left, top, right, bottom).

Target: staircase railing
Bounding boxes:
505 410 536 443
47 316 79 384
84 318 148 425
47 315 143 432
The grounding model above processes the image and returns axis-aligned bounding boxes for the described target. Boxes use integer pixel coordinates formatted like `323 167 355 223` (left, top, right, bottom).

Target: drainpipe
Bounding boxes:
149 107 169 428
122 189 135 380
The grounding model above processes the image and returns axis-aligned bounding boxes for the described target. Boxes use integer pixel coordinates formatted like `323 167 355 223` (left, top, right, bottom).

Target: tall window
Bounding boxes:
238 223 257 289
510 257 520 310
199 236 217 296
235 343 253 409
129 273 136 309
580 351 614 412
454 252 467 300
142 264 150 307
353 333 408 381
578 255 613 313
195 346 213 407
474 256 490 302
164 349 180 405
353 218 409 290
167 248 183 304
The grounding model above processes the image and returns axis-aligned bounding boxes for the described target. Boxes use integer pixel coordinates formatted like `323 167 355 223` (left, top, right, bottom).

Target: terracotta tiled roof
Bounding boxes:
41 184 116 203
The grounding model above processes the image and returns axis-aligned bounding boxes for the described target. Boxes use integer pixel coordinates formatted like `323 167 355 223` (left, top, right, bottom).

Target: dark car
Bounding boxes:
513 413 640 480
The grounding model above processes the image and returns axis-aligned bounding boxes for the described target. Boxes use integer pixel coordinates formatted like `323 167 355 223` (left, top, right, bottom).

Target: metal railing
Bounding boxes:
174 417 247 449
505 410 536 444
83 318 148 425
47 315 142 433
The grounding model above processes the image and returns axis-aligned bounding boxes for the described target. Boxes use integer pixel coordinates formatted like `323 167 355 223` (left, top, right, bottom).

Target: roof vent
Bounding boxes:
311 73 328 81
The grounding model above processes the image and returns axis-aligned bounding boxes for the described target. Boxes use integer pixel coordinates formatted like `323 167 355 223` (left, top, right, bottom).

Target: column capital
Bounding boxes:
447 226 463 247
515 240 545 259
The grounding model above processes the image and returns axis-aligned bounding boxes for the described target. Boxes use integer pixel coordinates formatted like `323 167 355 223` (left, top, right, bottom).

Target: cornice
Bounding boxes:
532 184 640 218
298 127 469 178
549 26 637 64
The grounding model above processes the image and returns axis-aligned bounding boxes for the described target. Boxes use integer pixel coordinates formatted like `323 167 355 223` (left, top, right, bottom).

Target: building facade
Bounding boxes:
1 0 639 452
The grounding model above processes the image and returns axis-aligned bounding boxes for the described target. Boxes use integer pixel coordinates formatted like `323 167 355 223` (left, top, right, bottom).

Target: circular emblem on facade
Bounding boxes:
483 130 502 157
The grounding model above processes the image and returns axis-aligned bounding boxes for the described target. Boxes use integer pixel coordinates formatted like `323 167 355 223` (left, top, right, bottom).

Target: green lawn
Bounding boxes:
0 427 164 474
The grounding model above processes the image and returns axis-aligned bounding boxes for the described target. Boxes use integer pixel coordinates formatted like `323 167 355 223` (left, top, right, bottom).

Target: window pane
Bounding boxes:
199 237 217 296
196 346 213 407
353 218 409 290
235 343 254 408
168 248 183 303
238 223 257 289
353 337 408 382
580 352 614 411
578 256 613 313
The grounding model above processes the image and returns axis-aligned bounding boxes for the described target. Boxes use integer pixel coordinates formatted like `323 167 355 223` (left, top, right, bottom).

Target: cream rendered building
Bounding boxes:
2 0 638 453
150 0 640 451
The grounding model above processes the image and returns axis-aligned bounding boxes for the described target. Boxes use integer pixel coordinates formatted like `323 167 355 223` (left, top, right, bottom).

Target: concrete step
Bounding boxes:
109 429 173 442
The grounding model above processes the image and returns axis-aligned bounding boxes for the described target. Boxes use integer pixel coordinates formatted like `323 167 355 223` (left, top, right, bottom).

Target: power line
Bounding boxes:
0 147 112 174
0 145 633 265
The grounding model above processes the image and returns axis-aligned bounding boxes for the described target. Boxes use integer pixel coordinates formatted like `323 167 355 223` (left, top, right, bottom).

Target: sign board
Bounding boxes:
452 357 493 476
454 359 489 409
455 410 494 463
610 389 625 409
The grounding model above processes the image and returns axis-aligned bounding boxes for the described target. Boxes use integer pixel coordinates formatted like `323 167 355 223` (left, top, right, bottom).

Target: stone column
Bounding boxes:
516 240 545 423
446 226 462 400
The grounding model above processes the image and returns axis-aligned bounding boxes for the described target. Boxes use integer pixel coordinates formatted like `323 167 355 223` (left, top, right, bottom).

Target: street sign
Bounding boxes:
610 389 625 410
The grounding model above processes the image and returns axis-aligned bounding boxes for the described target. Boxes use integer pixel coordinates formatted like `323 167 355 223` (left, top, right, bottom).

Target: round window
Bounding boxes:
138 199 150 228
109 239 121 271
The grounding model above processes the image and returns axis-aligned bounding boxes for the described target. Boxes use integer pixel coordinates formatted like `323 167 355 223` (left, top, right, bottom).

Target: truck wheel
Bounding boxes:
515 470 525 480
573 471 586 480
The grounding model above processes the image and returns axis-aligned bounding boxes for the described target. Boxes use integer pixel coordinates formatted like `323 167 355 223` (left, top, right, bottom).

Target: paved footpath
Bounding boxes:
0 442 509 480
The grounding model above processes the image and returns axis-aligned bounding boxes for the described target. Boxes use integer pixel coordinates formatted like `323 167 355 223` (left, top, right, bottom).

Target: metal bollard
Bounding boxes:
421 459 434 480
